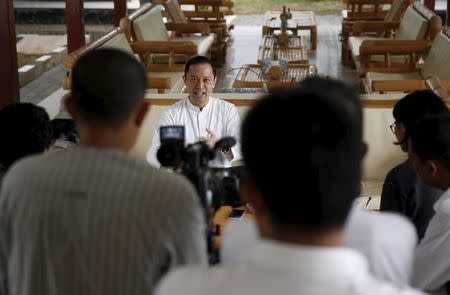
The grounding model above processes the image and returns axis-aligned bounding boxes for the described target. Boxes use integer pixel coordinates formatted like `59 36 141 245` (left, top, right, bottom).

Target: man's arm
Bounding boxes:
146 111 176 167
225 105 242 162
413 211 450 292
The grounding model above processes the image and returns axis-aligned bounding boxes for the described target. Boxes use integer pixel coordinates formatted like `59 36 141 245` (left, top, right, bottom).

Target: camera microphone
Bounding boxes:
214 137 236 151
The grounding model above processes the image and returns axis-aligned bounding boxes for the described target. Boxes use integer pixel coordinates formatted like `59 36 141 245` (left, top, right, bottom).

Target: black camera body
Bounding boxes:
157 126 244 264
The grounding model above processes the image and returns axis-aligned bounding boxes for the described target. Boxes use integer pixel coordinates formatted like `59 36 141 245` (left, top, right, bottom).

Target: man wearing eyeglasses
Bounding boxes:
147 56 242 168
380 90 447 240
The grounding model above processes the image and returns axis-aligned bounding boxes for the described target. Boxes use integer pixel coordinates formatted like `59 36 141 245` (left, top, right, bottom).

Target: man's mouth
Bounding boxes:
193 90 206 97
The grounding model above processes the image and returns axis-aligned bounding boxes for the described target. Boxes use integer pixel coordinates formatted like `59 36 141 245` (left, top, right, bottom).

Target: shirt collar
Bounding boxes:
434 187 450 212
244 238 369 277
185 96 214 112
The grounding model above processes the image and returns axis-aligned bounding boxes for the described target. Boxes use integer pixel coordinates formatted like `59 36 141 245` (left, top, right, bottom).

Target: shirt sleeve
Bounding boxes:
225 104 242 162
412 210 450 292
380 168 407 214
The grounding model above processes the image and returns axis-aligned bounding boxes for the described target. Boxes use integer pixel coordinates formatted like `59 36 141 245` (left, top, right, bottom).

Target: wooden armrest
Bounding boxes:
147 77 172 90
371 79 426 92
343 16 385 22
165 22 211 35
183 11 225 20
178 0 225 6
131 41 198 54
360 40 432 55
352 21 399 35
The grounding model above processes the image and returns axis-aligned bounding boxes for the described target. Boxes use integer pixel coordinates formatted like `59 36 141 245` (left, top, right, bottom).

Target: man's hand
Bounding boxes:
198 128 217 149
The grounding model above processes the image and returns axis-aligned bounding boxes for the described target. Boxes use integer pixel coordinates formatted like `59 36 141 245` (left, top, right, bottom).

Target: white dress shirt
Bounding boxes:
156 238 426 295
221 206 417 286
147 96 242 168
413 188 450 295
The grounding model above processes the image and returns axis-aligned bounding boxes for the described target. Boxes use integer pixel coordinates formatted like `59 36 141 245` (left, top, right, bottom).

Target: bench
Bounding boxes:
62 28 182 94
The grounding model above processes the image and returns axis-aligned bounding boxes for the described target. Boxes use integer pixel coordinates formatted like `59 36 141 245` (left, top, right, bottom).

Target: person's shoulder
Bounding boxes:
385 159 415 180
354 209 417 242
211 96 236 109
156 265 226 295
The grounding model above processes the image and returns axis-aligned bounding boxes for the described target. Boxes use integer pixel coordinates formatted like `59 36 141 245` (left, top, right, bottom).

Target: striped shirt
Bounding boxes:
0 146 207 295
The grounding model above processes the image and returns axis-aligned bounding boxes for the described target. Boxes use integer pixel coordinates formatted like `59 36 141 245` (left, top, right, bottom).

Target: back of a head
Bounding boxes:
71 48 147 127
241 77 363 232
410 114 450 171
393 90 448 136
0 103 52 169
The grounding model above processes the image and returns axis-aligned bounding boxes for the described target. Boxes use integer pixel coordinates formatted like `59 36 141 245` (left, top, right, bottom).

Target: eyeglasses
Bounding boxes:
390 122 398 134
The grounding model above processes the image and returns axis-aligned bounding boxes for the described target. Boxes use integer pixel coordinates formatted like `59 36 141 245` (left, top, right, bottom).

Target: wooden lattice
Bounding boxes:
260 36 303 48
232 64 318 89
257 46 308 64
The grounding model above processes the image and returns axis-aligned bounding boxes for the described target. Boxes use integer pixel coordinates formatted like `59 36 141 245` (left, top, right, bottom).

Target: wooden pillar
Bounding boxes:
114 0 127 27
447 0 449 25
0 0 20 107
66 0 85 54
424 0 435 11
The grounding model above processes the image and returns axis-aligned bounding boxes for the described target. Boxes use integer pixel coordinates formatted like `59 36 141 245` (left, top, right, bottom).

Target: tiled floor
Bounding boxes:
20 13 358 104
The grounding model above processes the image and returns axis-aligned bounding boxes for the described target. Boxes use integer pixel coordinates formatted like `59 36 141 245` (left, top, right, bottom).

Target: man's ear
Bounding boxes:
134 102 150 127
426 159 439 177
64 94 77 120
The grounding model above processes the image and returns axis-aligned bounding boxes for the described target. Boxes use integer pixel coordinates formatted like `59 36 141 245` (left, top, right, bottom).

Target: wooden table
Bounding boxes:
232 64 318 89
260 35 303 48
213 205 253 248
262 11 317 50
257 47 308 64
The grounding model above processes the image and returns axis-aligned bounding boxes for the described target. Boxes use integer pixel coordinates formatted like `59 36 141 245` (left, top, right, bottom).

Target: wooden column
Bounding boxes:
114 0 127 27
424 0 435 11
447 0 449 25
0 0 20 108
66 0 85 54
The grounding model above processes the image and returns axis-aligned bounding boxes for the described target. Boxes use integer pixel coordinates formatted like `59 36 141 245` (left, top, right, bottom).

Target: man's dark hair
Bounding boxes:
50 118 79 144
393 90 448 144
0 103 53 169
410 114 450 171
71 48 147 127
184 55 216 77
241 77 363 233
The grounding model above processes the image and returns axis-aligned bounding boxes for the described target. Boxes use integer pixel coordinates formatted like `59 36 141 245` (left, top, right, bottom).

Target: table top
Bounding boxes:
263 10 316 28
232 64 317 89
258 47 308 64
260 35 303 48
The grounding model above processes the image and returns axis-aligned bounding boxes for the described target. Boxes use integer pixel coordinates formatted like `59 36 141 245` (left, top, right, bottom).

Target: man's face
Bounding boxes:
184 63 217 108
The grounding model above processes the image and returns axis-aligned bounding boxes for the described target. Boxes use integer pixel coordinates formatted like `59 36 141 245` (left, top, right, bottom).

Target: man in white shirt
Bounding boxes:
222 207 417 285
409 114 450 295
147 56 241 168
156 78 426 295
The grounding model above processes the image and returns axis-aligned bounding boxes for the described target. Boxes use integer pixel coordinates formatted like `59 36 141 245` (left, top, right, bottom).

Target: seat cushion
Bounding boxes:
365 71 423 92
348 36 384 60
99 32 140 61
421 32 450 80
134 5 170 41
394 6 428 40
172 35 215 56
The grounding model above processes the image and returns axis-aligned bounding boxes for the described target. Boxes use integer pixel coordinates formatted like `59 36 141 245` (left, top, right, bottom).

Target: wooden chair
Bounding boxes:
343 0 393 19
363 28 450 93
162 0 228 64
347 2 441 75
62 28 183 94
341 0 412 64
120 4 214 72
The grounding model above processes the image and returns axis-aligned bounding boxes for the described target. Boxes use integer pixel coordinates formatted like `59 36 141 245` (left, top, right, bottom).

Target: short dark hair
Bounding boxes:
241 77 363 233
393 90 448 144
184 55 216 77
0 103 53 169
50 118 79 144
71 48 147 127
410 114 450 170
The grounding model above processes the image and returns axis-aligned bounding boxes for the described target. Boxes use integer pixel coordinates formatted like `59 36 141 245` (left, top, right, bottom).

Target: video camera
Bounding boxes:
157 126 244 265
